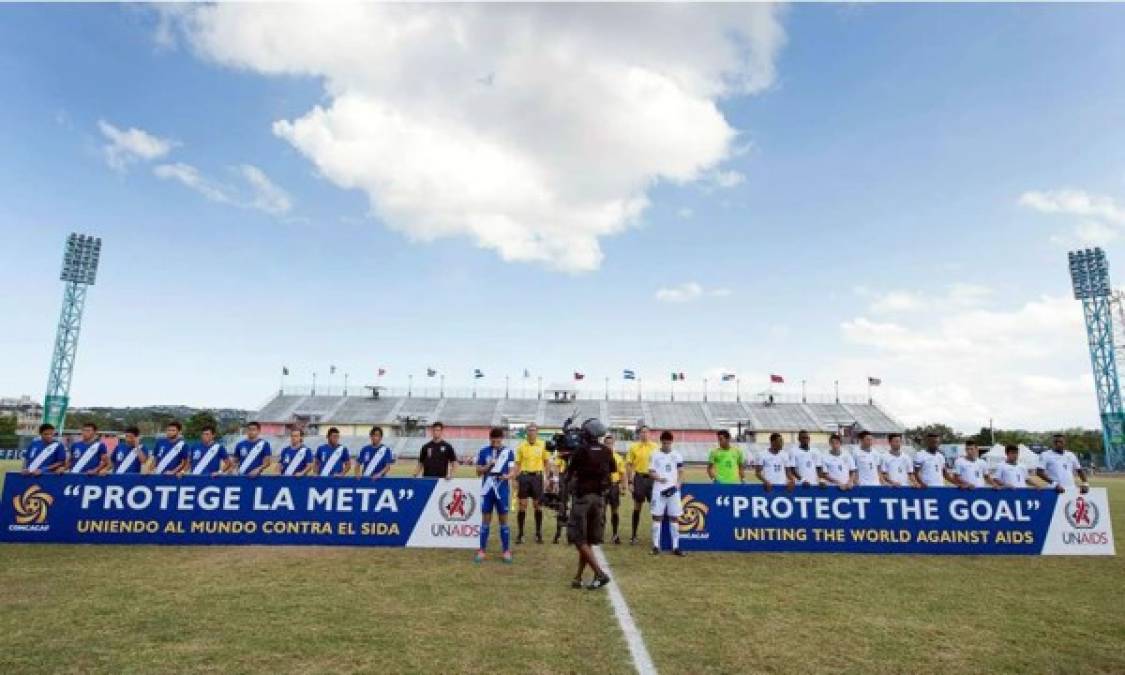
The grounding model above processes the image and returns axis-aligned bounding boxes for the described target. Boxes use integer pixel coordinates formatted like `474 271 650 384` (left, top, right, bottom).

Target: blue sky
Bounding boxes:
2 4 1125 431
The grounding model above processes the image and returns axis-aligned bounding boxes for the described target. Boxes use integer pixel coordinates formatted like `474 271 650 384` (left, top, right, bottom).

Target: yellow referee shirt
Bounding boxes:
516 439 548 472
625 440 658 474
611 452 625 484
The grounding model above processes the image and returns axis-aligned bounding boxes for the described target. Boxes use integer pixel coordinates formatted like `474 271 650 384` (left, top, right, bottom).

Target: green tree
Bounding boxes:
0 414 17 449
184 410 220 441
903 423 961 444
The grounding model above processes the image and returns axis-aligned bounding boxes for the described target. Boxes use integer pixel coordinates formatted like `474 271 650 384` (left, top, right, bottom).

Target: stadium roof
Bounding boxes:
255 394 904 433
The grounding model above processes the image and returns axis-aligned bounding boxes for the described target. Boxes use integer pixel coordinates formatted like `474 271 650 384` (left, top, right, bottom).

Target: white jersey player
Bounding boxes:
951 441 993 489
754 433 795 492
1036 434 1089 494
789 430 821 487
992 445 1037 489
914 433 951 488
648 431 685 557
879 433 915 487
819 434 855 490
852 432 882 487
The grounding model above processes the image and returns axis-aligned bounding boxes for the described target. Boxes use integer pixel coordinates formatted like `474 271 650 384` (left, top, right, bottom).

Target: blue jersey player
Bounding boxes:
233 421 272 477
315 427 352 477
474 427 518 564
355 426 395 480
188 426 232 476
152 421 189 476
278 429 314 477
68 422 110 475
111 426 148 475
22 423 66 475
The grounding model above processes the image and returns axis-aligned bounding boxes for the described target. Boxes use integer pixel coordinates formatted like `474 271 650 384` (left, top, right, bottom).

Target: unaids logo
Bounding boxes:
677 494 709 534
13 484 53 525
439 488 477 522
1065 496 1099 530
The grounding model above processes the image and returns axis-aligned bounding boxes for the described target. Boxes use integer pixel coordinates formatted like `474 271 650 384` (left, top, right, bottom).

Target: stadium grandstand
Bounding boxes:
253 387 905 463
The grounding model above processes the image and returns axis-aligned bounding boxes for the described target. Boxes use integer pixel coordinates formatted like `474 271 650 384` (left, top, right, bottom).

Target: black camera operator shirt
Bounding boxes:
418 440 457 477
566 444 615 496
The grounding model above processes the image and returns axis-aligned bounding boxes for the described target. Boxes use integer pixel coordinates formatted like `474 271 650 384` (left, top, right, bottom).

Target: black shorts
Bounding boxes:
605 483 621 509
517 473 544 501
632 474 654 503
567 493 606 545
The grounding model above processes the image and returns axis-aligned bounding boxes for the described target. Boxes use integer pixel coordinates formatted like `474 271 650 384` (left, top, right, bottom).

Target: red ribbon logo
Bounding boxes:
1073 497 1091 526
447 488 466 518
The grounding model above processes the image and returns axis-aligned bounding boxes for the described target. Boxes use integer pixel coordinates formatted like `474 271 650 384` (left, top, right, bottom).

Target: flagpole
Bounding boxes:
868 379 872 405
638 376 642 402
604 376 609 401
736 377 741 402
537 376 542 400
344 373 349 397
408 374 413 398
835 380 839 404
279 368 285 396
505 375 510 400
702 378 708 402
312 372 317 396
440 374 445 398
802 379 807 404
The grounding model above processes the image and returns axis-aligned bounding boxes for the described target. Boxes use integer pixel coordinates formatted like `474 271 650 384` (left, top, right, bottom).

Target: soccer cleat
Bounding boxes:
473 549 486 563
516 534 524 545
673 548 687 557
535 534 544 544
502 551 513 564
571 579 584 589
630 537 638 545
612 534 621 545
650 547 660 556
588 575 611 590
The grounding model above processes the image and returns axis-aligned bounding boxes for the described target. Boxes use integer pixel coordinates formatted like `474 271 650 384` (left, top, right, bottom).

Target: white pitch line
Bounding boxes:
593 546 658 675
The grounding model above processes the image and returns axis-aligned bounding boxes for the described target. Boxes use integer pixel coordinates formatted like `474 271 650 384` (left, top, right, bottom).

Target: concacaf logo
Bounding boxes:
13 484 53 525
677 494 709 534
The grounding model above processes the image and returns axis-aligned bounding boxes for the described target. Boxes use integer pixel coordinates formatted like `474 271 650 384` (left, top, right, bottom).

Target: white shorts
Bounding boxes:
650 486 683 518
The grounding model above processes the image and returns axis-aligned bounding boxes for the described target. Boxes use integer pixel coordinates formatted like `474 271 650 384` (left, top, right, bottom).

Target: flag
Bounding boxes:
574 372 586 380
770 374 784 384
523 368 530 378
474 368 485 379
330 365 337 375
671 372 685 382
282 366 289 376
721 373 736 382
623 369 636 380
426 368 437 377
377 368 386 377
868 377 882 386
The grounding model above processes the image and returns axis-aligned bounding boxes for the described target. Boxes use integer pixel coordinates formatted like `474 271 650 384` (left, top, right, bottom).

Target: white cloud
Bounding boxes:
1020 188 1125 248
677 207 694 219
862 283 992 315
655 281 730 303
98 120 178 170
168 4 786 272
709 169 746 189
154 162 292 215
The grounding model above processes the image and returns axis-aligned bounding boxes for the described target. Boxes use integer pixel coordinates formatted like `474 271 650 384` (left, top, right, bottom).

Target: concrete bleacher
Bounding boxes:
540 401 602 427
440 398 501 425
495 398 540 424
746 402 825 431
331 396 401 424
648 401 709 429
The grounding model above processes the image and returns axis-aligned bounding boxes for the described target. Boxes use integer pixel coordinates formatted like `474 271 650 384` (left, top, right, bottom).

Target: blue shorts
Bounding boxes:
482 485 510 515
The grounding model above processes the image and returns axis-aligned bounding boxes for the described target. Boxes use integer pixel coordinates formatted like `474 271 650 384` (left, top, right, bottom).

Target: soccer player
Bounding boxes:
68 422 110 475
754 432 795 492
188 426 232 476
951 440 994 489
111 426 148 475
624 425 659 544
707 430 744 484
790 429 821 487
515 423 549 544
152 421 190 476
356 426 395 479
548 444 569 545
315 427 352 477
914 432 951 488
852 431 882 487
819 433 855 490
232 421 272 477
879 432 916 487
993 444 1038 489
278 428 314 476
1036 434 1090 494
414 422 457 479
22 423 66 475
604 435 626 544
649 431 686 556
475 427 518 563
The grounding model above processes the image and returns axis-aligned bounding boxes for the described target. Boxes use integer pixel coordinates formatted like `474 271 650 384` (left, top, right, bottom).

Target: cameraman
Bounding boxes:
565 419 616 590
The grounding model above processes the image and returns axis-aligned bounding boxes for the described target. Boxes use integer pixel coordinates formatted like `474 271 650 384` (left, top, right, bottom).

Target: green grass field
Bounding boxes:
1 462 1122 674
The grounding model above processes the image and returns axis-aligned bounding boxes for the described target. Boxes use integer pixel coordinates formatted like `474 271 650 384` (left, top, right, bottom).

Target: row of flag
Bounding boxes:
281 366 883 386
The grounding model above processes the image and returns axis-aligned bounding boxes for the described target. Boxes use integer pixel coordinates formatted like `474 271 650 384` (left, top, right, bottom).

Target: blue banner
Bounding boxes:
0 474 483 548
669 484 1115 555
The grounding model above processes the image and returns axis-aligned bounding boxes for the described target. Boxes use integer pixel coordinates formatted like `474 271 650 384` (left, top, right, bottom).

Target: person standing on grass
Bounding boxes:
475 427 518 564
1036 434 1090 494
22 423 66 475
914 432 952 488
951 440 995 489
278 428 314 476
993 444 1038 489
852 431 882 487
515 423 549 544
111 426 148 475
603 435 626 544
789 429 821 487
151 421 189 476
232 421 272 477
415 421 457 479
819 434 855 489
879 433 916 487
707 430 745 484
565 418 615 589
754 432 795 492
189 426 232 476
355 426 395 480
624 425 659 544
315 427 351 478
649 431 686 556
68 422 110 475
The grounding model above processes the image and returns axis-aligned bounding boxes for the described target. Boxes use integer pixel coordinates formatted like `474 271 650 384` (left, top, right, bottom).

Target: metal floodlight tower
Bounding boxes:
42 233 102 429
1068 247 1125 469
